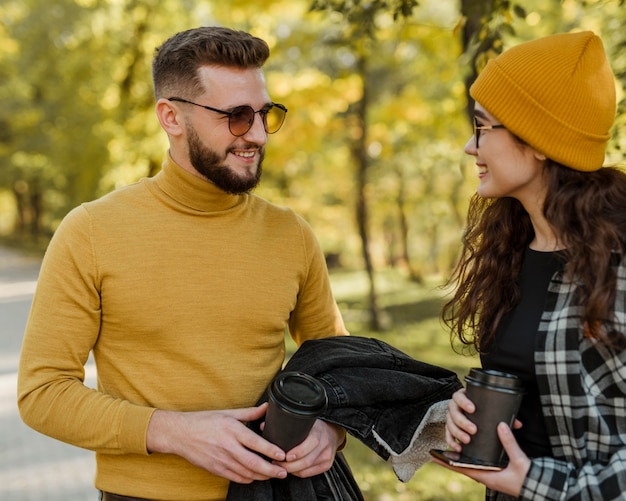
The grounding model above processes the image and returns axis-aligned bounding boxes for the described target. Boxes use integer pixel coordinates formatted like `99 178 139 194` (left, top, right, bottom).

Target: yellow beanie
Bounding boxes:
470 31 616 172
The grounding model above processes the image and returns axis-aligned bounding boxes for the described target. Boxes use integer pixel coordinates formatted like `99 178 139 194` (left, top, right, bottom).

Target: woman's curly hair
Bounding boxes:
442 162 626 352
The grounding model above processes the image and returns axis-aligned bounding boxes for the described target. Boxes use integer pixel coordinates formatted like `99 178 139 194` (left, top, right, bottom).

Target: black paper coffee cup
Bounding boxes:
263 371 328 452
461 368 525 466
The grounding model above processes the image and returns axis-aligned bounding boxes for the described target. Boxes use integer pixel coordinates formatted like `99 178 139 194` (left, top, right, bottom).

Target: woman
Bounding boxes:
436 31 626 500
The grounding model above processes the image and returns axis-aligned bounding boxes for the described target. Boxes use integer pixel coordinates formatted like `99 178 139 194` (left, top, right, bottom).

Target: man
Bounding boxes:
18 26 348 501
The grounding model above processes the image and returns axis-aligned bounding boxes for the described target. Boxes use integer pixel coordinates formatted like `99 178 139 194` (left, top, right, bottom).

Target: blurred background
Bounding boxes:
1 0 625 499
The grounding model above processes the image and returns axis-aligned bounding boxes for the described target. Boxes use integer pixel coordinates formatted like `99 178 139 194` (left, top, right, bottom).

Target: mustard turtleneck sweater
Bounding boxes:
18 154 348 500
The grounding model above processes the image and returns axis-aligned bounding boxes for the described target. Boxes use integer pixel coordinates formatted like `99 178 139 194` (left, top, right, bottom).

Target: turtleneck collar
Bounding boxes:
153 152 244 212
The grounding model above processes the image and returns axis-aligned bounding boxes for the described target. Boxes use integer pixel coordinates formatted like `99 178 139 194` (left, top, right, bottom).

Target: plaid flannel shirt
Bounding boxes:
489 250 626 501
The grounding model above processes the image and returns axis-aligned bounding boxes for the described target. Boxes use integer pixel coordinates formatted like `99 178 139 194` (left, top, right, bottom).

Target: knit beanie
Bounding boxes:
470 31 616 171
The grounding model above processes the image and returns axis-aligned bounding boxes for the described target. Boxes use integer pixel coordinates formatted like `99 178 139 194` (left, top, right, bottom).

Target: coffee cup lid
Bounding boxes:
269 372 328 415
465 368 524 391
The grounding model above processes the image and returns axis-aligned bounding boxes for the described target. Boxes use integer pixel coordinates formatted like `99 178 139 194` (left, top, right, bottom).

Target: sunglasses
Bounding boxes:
473 118 506 148
168 97 287 137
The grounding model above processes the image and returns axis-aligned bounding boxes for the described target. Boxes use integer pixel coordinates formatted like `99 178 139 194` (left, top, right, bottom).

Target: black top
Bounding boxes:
481 247 563 458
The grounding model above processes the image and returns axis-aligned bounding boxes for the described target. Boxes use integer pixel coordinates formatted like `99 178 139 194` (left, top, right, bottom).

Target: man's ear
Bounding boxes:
156 98 184 136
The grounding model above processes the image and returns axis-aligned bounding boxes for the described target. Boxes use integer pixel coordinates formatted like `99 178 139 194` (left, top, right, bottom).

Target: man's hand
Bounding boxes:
146 403 288 484
274 420 346 478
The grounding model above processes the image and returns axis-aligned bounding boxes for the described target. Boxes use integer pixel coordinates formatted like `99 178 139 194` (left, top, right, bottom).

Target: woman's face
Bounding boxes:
465 103 547 209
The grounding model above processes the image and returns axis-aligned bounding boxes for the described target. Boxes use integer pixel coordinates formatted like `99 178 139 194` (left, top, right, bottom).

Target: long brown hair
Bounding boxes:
442 162 626 352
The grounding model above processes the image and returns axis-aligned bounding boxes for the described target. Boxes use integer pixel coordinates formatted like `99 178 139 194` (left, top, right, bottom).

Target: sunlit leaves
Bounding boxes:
1 0 624 278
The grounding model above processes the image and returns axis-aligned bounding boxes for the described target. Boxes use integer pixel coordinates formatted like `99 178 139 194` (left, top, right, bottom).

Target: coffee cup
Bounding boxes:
461 368 524 466
262 371 328 452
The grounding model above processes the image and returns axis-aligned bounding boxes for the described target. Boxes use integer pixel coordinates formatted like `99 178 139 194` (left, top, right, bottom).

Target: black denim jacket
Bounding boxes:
227 336 463 500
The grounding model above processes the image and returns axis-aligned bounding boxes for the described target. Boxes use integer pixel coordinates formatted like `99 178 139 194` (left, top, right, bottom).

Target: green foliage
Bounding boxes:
0 0 196 234
0 0 110 231
1 0 625 275
309 0 420 38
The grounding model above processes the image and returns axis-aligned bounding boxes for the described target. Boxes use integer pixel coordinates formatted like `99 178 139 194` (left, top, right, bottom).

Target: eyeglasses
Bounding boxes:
167 97 287 136
473 118 506 148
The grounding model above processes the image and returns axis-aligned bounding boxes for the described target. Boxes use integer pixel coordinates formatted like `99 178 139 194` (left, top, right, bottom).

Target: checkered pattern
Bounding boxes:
490 251 626 500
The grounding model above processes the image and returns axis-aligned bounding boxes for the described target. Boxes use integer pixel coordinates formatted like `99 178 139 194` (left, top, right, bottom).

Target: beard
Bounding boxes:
186 124 263 195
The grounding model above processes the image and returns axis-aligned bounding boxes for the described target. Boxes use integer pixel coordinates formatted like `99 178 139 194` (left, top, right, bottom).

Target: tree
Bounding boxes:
0 0 197 239
1 0 111 237
1 0 624 329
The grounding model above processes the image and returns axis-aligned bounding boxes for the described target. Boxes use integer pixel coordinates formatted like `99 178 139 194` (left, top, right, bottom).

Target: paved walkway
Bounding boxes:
0 246 97 500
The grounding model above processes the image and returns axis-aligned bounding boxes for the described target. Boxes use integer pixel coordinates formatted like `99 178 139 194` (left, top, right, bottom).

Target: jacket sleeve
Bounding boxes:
520 451 626 501
521 251 626 501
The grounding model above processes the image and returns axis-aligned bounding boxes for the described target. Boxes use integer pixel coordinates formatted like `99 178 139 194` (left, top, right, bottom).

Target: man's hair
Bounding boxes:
152 26 270 99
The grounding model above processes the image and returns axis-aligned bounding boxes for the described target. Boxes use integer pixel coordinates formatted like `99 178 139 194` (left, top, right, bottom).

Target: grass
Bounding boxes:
287 267 485 501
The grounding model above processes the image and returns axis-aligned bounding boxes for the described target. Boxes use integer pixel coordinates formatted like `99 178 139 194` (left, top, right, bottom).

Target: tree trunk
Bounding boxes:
460 0 502 122
29 180 42 237
353 54 382 331
394 165 423 283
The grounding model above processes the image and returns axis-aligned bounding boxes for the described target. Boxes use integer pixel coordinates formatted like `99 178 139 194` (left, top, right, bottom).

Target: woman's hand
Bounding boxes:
445 388 523 451
434 422 531 497
445 388 477 451
439 388 530 497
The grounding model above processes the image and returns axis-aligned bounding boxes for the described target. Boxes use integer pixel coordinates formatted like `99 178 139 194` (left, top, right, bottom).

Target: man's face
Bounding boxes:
186 121 263 194
182 65 271 194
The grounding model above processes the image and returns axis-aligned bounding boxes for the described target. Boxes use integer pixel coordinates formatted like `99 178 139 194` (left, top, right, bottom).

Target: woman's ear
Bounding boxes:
156 98 184 136
533 150 547 162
